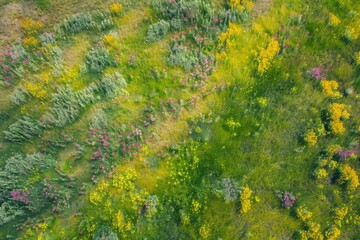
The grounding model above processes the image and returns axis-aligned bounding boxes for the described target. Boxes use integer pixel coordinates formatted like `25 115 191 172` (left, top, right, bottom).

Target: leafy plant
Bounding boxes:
3 116 42 142
93 225 118 240
56 12 93 35
147 20 170 42
10 85 28 106
41 84 97 128
100 72 127 98
90 109 108 129
84 47 115 73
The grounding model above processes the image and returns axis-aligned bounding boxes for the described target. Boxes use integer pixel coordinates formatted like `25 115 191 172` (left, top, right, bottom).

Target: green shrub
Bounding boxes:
100 72 127 98
3 116 42 142
41 84 97 128
10 85 28 106
84 47 115 73
40 32 56 45
56 12 93 35
90 109 108 129
147 20 170 42
93 225 118 240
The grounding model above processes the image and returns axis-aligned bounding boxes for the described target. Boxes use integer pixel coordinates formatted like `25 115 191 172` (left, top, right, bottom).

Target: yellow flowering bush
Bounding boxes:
229 0 254 12
89 180 109 205
304 129 317 147
328 13 341 27
302 221 324 240
180 211 190 225
252 23 264 33
218 23 242 48
199 224 211 239
103 34 118 48
191 199 201 213
333 205 348 226
343 26 358 41
320 80 341 98
112 168 138 191
20 18 44 36
23 36 39 48
355 52 360 65
25 82 47 99
109 3 123 16
328 103 350 135
257 38 280 75
338 164 359 191
296 206 313 222
325 226 341 240
314 168 328 179
240 187 252 214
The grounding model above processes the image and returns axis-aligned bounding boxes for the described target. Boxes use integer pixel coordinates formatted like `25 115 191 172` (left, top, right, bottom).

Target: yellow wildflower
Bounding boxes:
314 168 327 179
355 52 360 65
338 164 359 191
296 206 313 222
199 224 211 239
329 13 341 27
20 18 44 36
23 36 39 48
240 187 252 214
343 26 358 41
110 3 123 16
191 200 201 213
320 80 341 98
104 34 118 48
257 38 280 75
328 103 350 135
304 130 317 147
325 226 341 240
333 205 349 227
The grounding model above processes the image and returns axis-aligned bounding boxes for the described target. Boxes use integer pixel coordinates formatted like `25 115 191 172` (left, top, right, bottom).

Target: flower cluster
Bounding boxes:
20 18 44 36
333 205 348 226
89 181 109 205
299 221 323 240
304 129 318 147
328 13 341 27
229 0 254 12
338 164 359 191
199 224 211 239
328 103 350 135
218 23 242 49
310 66 326 80
25 72 51 99
275 191 298 208
240 187 253 214
324 226 341 240
355 52 360 65
109 3 123 16
257 38 280 75
320 80 341 98
11 190 30 204
23 36 39 49
103 34 118 49
342 26 358 41
296 206 313 222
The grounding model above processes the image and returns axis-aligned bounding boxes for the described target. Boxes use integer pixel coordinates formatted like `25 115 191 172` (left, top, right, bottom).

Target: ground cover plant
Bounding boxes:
0 0 359 239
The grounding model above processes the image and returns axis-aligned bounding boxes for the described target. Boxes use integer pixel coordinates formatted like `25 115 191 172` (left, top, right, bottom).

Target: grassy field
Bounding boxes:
0 0 359 239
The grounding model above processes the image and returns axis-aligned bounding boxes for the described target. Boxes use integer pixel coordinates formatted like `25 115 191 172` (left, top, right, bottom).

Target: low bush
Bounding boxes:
147 20 170 42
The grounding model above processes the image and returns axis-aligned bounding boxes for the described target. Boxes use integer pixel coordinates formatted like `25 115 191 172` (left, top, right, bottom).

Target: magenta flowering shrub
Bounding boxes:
309 66 328 80
142 98 182 127
11 190 30 204
85 126 144 181
275 190 298 208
